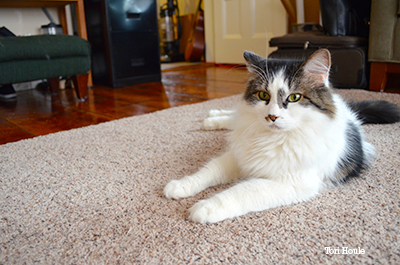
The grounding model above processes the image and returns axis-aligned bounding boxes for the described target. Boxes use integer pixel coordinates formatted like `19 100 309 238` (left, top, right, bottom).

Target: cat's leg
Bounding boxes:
208 109 236 117
203 116 234 130
164 151 240 199
203 109 236 130
189 175 322 223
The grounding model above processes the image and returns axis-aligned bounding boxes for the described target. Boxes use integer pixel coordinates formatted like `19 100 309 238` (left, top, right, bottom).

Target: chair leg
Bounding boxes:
369 62 387 92
369 62 400 92
49 77 60 94
72 74 89 100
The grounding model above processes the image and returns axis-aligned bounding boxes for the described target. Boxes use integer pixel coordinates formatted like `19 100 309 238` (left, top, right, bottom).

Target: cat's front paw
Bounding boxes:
203 117 221 130
164 179 196 200
189 198 233 224
203 109 235 130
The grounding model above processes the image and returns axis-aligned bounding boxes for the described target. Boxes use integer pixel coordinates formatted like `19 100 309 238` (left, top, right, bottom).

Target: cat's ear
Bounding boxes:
243 51 265 75
301 49 331 85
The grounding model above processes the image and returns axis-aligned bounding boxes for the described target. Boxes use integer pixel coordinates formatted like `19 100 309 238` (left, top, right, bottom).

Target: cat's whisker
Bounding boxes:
250 64 268 86
265 58 272 81
227 64 247 72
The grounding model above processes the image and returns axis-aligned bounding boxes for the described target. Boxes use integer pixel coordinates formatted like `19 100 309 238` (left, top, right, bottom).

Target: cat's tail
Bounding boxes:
349 100 400 124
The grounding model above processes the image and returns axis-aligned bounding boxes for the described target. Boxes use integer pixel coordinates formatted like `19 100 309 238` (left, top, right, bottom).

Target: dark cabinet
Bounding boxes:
85 0 161 87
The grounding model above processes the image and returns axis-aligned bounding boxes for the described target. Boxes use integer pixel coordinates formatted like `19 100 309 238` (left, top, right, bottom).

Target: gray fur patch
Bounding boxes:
297 81 336 118
277 89 286 109
331 121 366 184
244 79 263 105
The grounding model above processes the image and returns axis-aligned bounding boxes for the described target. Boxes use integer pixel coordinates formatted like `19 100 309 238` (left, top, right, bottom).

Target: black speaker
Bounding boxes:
84 0 161 87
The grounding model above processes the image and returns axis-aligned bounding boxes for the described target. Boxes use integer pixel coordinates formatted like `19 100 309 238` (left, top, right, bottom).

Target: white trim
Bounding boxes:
204 0 215 63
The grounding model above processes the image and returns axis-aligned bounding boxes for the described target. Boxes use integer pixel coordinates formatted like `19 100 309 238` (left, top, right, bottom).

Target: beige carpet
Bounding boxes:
1 89 399 264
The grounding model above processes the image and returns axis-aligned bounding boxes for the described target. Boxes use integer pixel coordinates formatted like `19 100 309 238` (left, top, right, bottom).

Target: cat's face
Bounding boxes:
243 49 337 132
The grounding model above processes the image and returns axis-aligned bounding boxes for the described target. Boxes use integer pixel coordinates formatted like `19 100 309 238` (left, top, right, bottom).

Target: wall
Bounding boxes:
0 7 66 36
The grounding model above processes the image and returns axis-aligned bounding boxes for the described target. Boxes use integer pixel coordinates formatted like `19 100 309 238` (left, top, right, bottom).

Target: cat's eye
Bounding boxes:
287 93 302 102
258 91 270 101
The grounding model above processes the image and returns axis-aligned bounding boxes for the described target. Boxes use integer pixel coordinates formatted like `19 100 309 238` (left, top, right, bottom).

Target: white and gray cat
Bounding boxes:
164 49 400 224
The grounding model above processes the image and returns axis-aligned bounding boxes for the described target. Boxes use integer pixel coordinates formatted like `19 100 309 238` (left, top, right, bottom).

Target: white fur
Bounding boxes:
164 76 374 224
203 109 236 130
207 109 236 117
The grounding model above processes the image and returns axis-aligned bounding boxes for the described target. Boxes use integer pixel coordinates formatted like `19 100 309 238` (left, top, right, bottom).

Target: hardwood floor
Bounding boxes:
0 64 248 145
1 64 399 146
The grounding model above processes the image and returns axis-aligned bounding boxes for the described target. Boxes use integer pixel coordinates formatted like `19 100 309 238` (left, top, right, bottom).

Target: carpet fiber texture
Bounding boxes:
1 89 400 264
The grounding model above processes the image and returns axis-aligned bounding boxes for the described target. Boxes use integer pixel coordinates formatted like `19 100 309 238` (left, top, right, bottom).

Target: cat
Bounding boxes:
164 49 400 224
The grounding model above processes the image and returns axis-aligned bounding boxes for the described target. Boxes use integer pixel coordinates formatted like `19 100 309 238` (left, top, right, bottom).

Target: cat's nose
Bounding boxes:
267 114 279 122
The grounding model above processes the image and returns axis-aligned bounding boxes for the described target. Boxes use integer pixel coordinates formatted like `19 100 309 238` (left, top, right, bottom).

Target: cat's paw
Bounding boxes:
164 179 196 200
203 109 235 130
189 198 233 223
203 116 233 130
203 117 222 130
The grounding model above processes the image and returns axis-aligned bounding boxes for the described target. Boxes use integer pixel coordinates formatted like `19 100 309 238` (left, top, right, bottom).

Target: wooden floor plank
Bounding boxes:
0 118 35 145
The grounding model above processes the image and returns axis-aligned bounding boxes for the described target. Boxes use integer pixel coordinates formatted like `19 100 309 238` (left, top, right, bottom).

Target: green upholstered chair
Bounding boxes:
368 0 400 91
0 34 91 100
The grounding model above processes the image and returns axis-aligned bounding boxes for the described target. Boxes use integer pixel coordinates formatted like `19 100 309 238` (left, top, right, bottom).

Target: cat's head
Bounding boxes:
243 49 336 132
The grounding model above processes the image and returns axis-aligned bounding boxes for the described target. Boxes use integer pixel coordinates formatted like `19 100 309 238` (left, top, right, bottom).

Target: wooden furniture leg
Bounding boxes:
58 6 68 34
370 62 400 92
72 74 89 100
58 3 93 88
49 77 60 94
73 1 93 87
74 0 88 40
370 62 388 91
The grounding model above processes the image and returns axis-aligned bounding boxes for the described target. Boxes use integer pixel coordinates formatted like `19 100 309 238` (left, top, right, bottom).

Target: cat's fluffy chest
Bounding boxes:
228 98 349 180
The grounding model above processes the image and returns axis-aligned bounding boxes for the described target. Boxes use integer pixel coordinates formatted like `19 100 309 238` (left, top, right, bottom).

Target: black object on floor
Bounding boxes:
269 32 369 89
0 84 17 99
